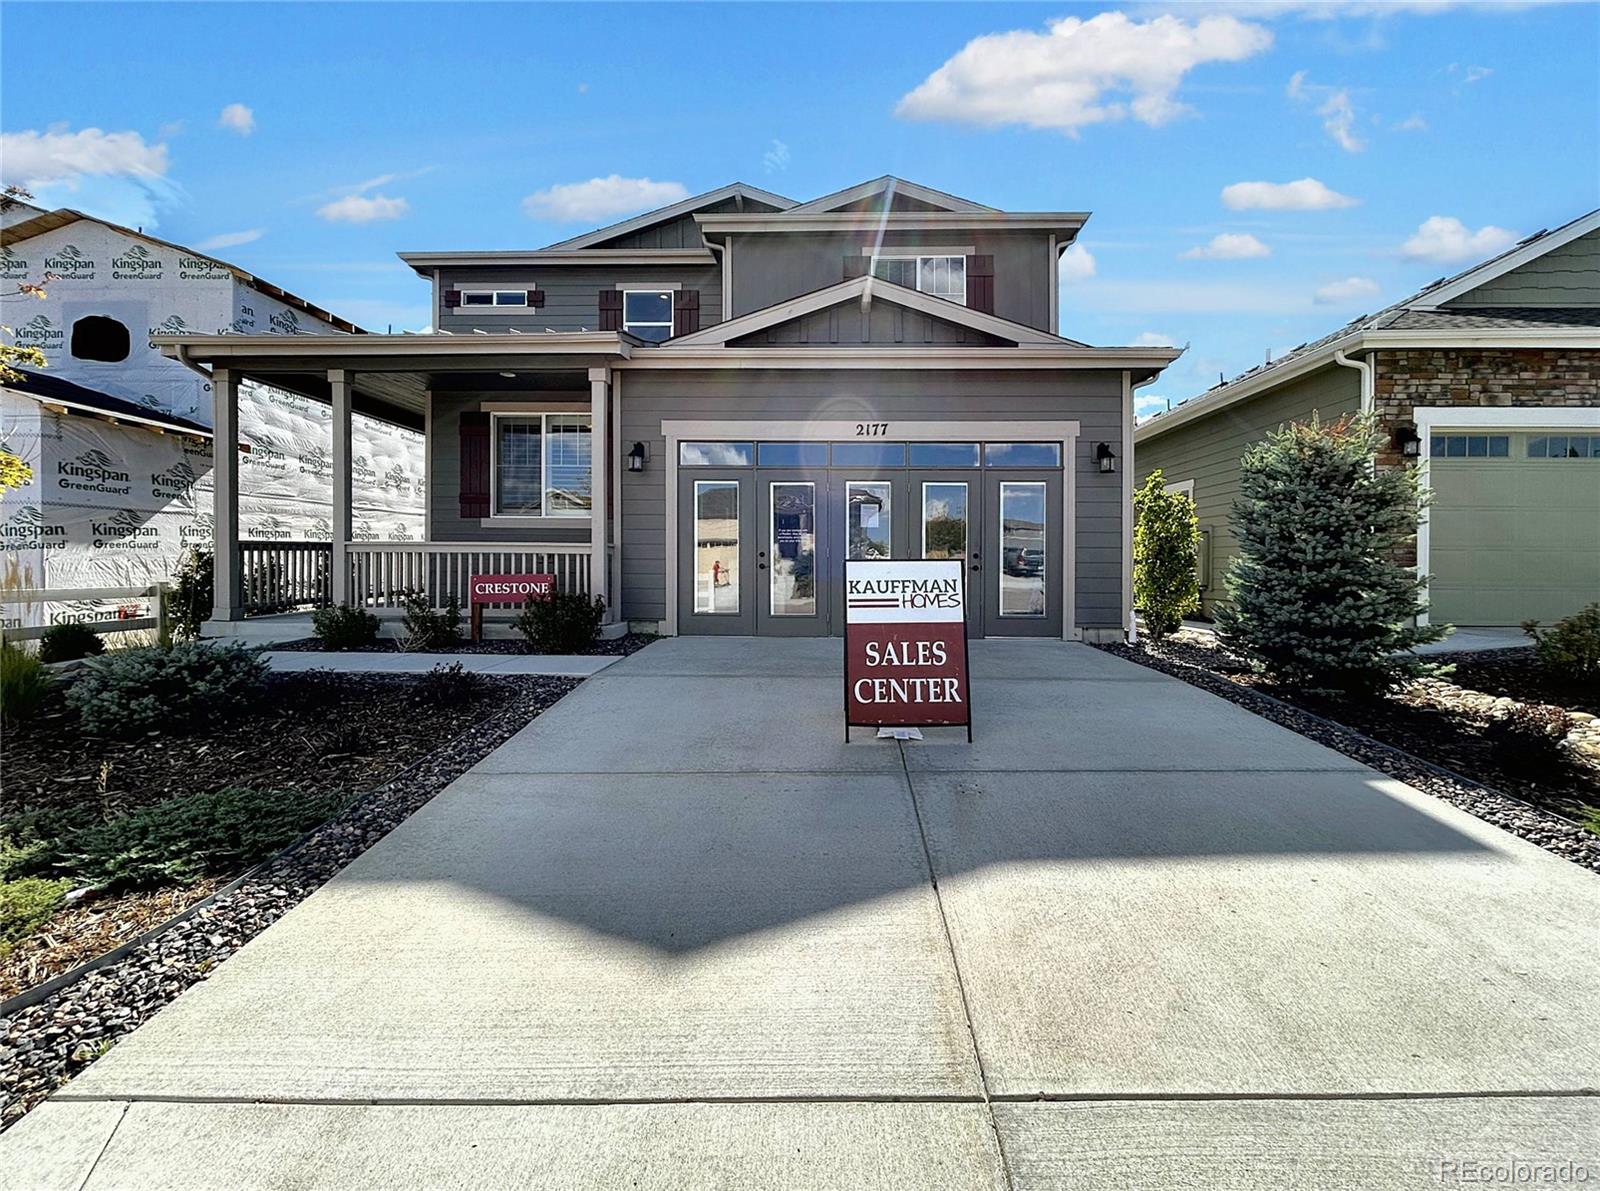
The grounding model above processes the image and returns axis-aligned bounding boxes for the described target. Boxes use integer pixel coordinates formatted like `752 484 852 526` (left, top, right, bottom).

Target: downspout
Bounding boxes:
174 344 213 383
1333 345 1373 416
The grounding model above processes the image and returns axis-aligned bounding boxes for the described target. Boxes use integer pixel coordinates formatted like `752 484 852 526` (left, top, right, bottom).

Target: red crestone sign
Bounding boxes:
469 573 555 606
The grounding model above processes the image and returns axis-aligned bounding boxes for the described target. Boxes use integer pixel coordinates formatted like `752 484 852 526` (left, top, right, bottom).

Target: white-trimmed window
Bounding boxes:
492 412 592 518
461 290 529 307
623 290 674 342
870 255 966 304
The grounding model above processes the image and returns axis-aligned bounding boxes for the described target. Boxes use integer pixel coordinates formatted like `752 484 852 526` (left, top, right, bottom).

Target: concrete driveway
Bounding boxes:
5 638 1597 1189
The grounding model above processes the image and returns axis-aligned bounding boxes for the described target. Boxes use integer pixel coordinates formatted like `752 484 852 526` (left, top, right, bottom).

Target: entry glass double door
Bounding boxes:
679 469 1059 637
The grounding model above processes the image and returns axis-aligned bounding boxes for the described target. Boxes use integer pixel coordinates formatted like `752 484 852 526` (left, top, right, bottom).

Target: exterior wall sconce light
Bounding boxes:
627 441 649 473
1095 442 1118 474
1392 423 1422 459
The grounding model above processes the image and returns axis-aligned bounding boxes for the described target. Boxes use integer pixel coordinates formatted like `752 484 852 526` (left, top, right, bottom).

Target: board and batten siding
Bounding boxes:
428 389 593 545
437 265 722 334
1444 229 1600 309
616 368 1128 630
728 298 1010 348
1134 364 1361 616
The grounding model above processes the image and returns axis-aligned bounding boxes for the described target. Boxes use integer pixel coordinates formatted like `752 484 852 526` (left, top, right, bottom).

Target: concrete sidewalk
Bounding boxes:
262 650 621 677
4 637 1596 1189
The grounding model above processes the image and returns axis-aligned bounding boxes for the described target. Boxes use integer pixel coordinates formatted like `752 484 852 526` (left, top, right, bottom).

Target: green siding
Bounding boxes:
1134 364 1361 616
1445 228 1600 309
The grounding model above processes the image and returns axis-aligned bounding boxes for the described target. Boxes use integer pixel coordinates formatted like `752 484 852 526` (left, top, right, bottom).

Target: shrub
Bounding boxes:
66 642 268 739
0 806 94 881
1523 603 1600 685
0 876 74 959
1215 414 1447 696
1484 703 1573 770
311 603 379 651
170 548 214 642
515 591 605 654
415 661 485 707
39 622 105 664
1 641 48 726
58 786 352 891
1133 470 1200 639
397 590 460 652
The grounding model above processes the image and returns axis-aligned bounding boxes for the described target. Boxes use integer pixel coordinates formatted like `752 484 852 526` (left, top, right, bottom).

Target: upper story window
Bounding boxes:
870 255 966 305
493 412 592 518
70 315 131 362
623 290 674 342
461 290 528 307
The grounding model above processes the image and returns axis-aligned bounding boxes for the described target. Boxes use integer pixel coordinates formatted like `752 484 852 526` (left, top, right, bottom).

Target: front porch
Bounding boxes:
156 331 635 632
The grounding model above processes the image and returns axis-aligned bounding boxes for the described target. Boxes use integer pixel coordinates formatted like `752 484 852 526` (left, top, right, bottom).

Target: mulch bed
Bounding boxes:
3 671 530 822
1 674 577 1130
1096 634 1600 875
271 632 657 657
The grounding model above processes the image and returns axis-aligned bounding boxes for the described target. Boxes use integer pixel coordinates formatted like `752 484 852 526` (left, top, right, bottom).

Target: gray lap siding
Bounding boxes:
616 367 1128 630
438 265 722 334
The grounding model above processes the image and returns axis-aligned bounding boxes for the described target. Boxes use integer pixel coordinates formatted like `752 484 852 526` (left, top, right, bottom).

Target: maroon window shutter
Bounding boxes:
843 254 869 281
673 289 700 337
527 289 546 308
966 255 995 313
598 289 623 331
458 411 491 519
442 287 461 309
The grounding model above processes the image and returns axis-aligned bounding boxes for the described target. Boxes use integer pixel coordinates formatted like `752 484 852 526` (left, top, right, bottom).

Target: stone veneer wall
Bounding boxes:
1372 348 1600 565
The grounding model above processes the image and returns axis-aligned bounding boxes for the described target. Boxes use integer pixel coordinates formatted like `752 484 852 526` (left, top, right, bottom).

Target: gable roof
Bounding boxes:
1137 207 1600 444
784 176 998 215
0 209 364 334
539 182 797 252
664 274 1086 349
4 368 212 437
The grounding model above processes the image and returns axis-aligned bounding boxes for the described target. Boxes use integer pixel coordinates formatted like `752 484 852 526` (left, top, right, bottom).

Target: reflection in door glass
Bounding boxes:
922 483 968 560
694 481 740 614
770 482 817 616
847 482 893 560
1000 482 1047 617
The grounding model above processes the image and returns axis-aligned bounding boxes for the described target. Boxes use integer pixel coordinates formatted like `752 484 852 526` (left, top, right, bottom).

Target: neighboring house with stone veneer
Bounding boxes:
1136 208 1600 628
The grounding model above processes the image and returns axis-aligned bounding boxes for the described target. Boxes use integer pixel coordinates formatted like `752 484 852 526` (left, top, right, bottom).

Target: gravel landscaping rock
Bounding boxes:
0 675 577 1130
1096 638 1600 876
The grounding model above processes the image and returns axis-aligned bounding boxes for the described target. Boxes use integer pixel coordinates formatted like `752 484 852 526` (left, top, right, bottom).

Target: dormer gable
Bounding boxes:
541 182 796 252
785 176 997 215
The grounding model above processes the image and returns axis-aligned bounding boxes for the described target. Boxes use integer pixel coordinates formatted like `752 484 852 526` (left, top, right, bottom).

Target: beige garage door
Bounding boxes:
1428 430 1600 626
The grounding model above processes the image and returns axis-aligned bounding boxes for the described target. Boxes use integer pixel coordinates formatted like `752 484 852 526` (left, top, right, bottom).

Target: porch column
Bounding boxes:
588 366 611 615
330 369 353 607
210 369 243 622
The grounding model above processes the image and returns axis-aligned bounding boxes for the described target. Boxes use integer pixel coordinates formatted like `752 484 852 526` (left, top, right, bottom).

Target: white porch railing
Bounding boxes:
241 540 333 616
346 542 593 610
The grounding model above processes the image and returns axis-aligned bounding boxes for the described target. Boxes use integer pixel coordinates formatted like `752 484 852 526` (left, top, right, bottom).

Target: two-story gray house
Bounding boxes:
157 176 1179 641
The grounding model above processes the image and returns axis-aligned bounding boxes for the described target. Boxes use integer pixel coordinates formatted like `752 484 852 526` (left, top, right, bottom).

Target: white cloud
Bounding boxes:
1401 215 1518 263
895 12 1272 135
218 103 255 136
522 175 690 222
1313 275 1380 304
1393 112 1428 131
0 126 168 187
1286 71 1364 152
1060 242 1096 280
1180 232 1271 260
1463 64 1492 83
196 228 264 251
1221 177 1359 210
1134 394 1170 422
763 140 790 174
1135 330 1179 347
316 193 409 223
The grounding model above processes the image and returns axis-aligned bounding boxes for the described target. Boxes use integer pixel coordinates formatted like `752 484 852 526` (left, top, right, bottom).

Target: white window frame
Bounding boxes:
459 290 529 308
868 253 967 305
1163 479 1195 499
622 289 674 340
487 409 593 523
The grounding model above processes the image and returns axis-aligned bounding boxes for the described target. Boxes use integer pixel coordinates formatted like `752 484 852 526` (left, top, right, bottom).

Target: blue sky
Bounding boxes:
3 1 1597 414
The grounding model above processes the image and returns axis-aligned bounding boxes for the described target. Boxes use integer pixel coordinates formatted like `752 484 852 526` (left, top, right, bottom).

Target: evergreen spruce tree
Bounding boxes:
1215 414 1447 696
1132 469 1200 639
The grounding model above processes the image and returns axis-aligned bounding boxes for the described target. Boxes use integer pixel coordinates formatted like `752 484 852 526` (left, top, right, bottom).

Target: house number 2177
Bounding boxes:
855 423 889 437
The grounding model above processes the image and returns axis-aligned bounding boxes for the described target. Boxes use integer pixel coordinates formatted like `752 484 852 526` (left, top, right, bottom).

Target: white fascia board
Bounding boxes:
10 391 214 439
154 332 633 361
538 183 798 252
1408 208 1600 308
663 275 1085 348
397 249 715 275
695 212 1090 235
784 176 999 214
1413 406 1600 431
1136 325 1600 445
